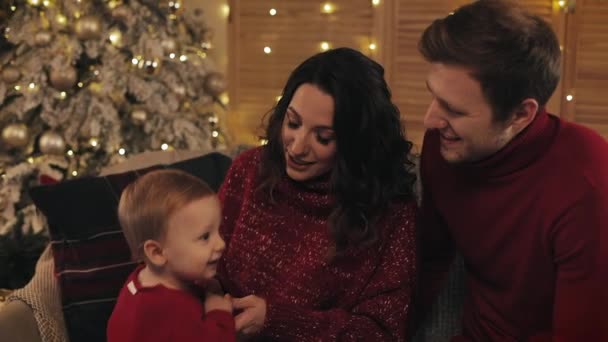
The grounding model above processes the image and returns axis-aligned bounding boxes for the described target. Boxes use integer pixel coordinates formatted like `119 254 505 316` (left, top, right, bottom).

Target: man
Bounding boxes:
417 0 608 340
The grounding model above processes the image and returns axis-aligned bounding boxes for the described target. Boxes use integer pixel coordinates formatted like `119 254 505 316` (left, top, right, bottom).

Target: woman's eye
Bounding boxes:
200 232 210 241
317 135 333 145
287 121 299 129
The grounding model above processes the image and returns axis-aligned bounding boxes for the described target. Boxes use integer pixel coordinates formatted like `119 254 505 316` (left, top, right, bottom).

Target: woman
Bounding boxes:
217 47 417 341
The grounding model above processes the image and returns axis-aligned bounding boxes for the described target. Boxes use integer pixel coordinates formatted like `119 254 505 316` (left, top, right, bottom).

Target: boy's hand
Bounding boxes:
205 293 233 313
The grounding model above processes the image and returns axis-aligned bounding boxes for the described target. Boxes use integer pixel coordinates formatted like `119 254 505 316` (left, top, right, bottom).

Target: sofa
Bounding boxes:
0 149 465 342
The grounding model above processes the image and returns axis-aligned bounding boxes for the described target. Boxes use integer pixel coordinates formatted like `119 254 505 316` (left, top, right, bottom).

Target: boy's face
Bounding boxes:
423 63 516 163
162 195 225 284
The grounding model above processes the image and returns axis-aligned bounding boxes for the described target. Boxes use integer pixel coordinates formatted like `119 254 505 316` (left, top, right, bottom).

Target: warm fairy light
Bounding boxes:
60 91 67 99
109 30 122 46
118 148 126 155
28 0 41 6
14 85 21 91
131 58 139 65
269 8 277 16
27 157 34 164
320 41 330 51
276 95 282 102
93 70 100 76
566 94 573 101
219 93 229 105
28 82 36 90
161 143 169 151
169 53 176 59
264 46 272 54
72 171 78 176
321 2 335 14
56 14 67 24
43 0 50 6
558 0 566 8
180 55 188 62
221 4 230 18
212 131 219 138
78 82 83 88
67 150 74 156
369 43 377 50
372 0 380 6
259 139 268 145
90 138 99 147
11 6 16 11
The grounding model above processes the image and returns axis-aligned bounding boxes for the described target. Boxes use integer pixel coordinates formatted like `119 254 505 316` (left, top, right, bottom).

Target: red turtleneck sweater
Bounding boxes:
419 110 608 341
217 147 417 341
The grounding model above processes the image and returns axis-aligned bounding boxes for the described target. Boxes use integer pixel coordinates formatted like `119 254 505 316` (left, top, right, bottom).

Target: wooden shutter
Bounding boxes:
561 0 608 139
227 0 374 144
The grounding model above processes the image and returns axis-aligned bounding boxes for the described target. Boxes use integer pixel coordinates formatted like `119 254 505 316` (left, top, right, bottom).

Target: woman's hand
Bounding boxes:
205 293 233 313
232 295 267 335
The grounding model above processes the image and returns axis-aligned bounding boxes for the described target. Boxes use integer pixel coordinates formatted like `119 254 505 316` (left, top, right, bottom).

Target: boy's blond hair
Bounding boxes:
118 169 214 261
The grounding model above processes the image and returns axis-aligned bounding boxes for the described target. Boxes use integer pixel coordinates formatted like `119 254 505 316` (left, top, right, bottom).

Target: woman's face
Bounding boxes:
281 83 337 182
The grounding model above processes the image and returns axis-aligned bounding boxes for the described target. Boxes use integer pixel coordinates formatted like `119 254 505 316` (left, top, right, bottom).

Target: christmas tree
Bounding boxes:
0 0 229 289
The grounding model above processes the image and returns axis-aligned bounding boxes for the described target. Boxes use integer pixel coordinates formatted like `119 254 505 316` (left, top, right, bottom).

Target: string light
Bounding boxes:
42 0 50 6
27 0 41 6
14 85 21 91
161 143 169 151
169 53 176 59
264 46 272 54
369 43 377 50
269 8 277 16
60 91 67 99
372 0 380 6
118 148 126 155
27 157 35 164
221 4 230 18
72 171 78 177
259 139 269 145
109 29 122 46
179 55 188 62
321 2 335 14
566 94 574 102
558 0 566 8
320 41 331 51
131 58 139 65
212 131 219 138
56 14 67 26
89 138 99 147
67 150 74 156
10 6 16 11
78 82 84 88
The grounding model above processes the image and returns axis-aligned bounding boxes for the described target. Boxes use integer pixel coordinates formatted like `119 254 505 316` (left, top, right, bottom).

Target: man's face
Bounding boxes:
424 63 517 163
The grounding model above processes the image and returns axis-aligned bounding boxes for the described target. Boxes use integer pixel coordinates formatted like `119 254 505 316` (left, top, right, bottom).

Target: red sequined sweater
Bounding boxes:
217 147 417 341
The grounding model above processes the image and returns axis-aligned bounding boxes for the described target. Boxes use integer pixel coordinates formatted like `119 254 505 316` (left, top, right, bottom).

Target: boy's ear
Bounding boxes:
143 240 166 266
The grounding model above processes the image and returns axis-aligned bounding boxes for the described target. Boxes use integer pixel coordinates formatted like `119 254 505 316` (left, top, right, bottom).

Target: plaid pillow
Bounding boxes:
29 152 232 342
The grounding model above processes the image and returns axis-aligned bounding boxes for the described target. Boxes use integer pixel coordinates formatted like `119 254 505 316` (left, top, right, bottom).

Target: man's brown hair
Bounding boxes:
118 169 214 261
419 0 561 121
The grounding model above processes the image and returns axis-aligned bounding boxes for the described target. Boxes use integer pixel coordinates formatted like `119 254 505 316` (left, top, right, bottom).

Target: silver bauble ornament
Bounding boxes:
131 109 148 125
203 72 226 97
50 67 77 91
75 16 102 40
161 38 178 54
1 66 21 83
39 131 66 155
34 30 53 46
2 123 30 148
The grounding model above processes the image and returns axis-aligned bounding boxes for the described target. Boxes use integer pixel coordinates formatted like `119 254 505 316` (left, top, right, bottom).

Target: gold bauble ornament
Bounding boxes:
1 66 21 83
75 16 102 40
131 108 148 125
203 72 226 97
34 30 53 47
161 38 178 54
111 5 131 22
50 67 77 91
2 123 30 148
39 131 66 155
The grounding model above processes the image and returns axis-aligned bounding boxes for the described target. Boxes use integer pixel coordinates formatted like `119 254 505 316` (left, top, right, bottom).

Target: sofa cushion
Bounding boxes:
28 152 232 342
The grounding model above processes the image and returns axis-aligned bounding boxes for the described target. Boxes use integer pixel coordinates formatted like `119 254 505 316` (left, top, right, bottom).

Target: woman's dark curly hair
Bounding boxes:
259 47 416 255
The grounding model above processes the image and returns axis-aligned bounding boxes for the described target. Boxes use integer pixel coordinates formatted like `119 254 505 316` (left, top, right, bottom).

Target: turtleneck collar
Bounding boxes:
446 108 558 180
273 170 335 217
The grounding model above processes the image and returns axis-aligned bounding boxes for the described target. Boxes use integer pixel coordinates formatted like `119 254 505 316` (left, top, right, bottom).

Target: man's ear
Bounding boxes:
143 240 166 267
510 98 539 134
